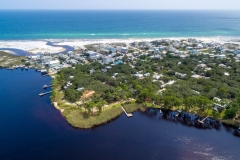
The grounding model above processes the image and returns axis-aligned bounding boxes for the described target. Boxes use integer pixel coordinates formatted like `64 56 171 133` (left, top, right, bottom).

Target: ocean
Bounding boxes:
0 10 240 40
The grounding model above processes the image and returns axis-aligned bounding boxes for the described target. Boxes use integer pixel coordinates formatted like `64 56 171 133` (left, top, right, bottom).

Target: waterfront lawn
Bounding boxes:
65 106 123 129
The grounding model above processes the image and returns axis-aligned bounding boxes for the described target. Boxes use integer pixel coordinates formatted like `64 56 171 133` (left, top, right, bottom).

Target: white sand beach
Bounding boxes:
56 36 240 48
0 40 65 54
0 37 239 54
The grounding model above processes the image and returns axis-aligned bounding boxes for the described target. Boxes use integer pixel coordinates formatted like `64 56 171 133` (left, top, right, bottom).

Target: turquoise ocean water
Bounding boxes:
0 10 240 39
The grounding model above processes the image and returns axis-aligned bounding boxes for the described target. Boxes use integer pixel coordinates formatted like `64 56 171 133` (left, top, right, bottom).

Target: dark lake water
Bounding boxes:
0 69 239 160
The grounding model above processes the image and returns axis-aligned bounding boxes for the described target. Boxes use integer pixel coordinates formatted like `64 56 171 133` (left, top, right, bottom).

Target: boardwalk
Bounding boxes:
121 106 133 117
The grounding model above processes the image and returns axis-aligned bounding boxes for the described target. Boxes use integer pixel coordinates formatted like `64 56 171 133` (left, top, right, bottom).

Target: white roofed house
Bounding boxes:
196 43 203 49
125 53 133 60
116 46 122 52
28 55 40 60
134 73 143 78
186 46 193 50
59 53 69 60
191 74 201 79
47 60 60 68
213 97 227 112
88 51 97 58
116 46 128 53
201 43 208 48
189 49 200 55
153 47 160 54
144 73 151 77
168 45 176 52
121 47 128 53
236 54 240 59
103 44 115 53
175 51 184 55
217 54 226 59
88 51 101 60
90 68 95 75
41 56 52 64
37 52 44 58
175 72 187 79
44 52 51 56
67 59 78 65
102 56 113 64
207 42 216 48
218 64 226 68
188 38 196 43
158 45 167 51
197 64 207 69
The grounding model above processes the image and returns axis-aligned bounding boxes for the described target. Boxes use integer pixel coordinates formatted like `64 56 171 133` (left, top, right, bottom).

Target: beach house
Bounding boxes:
41 56 52 64
217 54 226 59
102 56 113 64
47 60 60 68
175 72 187 79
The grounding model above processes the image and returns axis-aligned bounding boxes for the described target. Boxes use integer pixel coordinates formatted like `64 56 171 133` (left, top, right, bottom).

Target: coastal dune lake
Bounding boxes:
0 69 239 160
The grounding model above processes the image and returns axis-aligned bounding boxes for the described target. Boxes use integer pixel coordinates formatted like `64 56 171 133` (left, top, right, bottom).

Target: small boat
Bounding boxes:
25 67 28 70
43 85 48 89
176 109 182 117
35 68 41 72
177 109 182 113
41 69 47 73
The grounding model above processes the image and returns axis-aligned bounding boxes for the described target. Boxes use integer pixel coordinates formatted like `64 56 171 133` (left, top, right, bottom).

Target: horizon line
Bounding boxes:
0 9 239 11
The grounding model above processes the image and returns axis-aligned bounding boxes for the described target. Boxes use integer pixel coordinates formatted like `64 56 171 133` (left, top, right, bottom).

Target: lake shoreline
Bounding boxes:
50 80 240 129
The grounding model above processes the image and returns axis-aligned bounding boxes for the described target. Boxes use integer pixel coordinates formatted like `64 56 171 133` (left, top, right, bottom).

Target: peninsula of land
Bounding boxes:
1 37 240 129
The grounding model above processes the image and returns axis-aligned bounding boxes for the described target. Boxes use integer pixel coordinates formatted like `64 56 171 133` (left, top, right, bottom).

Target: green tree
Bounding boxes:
224 108 237 119
217 87 228 98
85 102 95 115
197 96 211 110
64 89 79 102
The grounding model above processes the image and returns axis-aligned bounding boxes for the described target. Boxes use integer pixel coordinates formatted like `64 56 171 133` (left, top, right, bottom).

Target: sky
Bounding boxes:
0 0 240 10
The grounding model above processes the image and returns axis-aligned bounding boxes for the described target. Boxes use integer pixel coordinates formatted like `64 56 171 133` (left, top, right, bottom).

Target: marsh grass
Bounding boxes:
65 107 123 129
0 51 24 67
123 103 144 113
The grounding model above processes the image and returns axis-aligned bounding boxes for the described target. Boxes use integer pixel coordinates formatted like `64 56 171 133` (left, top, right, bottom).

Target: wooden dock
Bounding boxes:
121 106 133 117
39 91 52 96
198 116 209 124
43 84 54 89
176 109 182 117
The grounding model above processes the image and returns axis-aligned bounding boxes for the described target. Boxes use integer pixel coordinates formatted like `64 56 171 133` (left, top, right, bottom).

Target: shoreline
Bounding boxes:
1 36 240 55
0 35 240 41
49 77 239 129
1 35 240 129
0 68 238 129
